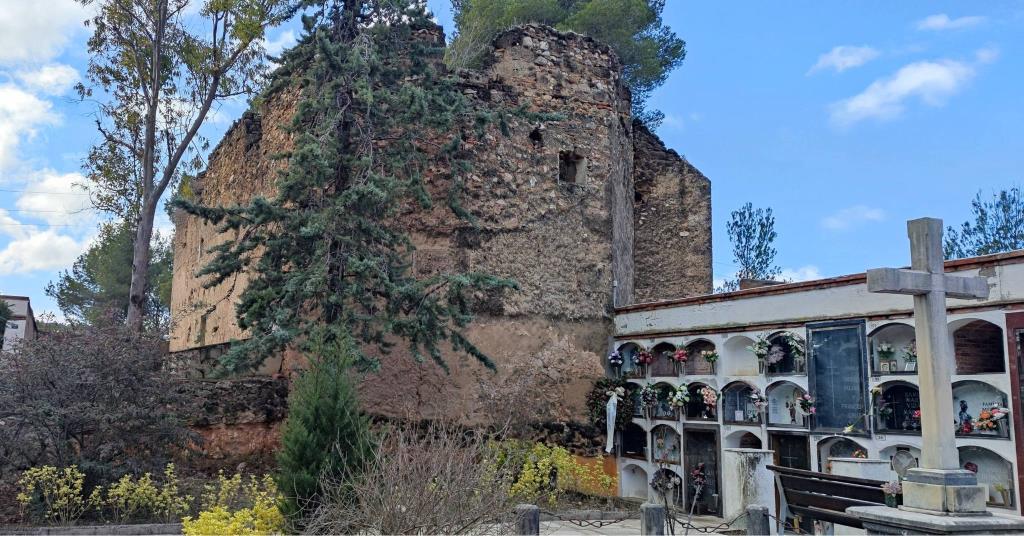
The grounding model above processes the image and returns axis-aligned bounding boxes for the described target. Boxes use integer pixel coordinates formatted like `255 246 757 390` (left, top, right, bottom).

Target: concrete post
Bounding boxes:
746 505 770 536
640 502 665 536
514 504 540 536
723 448 776 533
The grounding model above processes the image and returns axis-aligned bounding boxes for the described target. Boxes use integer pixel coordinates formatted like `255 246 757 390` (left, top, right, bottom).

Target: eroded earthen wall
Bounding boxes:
632 124 713 302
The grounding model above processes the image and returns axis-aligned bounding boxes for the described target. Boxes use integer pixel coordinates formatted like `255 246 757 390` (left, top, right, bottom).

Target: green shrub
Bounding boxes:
182 472 284 536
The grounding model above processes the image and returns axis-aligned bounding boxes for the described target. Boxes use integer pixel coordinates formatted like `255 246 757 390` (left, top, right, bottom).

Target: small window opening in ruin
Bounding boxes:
559 150 586 184
528 125 544 147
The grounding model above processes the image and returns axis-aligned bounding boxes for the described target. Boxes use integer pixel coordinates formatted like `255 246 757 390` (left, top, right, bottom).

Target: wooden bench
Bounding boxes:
767 464 897 532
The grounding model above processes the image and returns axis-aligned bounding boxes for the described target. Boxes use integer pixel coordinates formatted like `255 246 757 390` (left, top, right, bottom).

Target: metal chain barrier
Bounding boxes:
538 509 632 529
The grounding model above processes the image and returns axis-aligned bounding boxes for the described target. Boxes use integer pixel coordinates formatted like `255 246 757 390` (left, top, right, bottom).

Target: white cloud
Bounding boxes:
0 209 34 240
262 29 296 58
661 114 685 129
916 14 986 31
976 46 1000 64
780 265 824 282
0 84 60 170
821 205 886 230
0 0 87 65
15 64 79 95
15 171 94 226
809 46 880 74
0 228 87 275
829 59 975 125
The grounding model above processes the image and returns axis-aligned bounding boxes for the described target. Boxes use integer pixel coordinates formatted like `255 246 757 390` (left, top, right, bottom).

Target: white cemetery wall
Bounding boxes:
722 449 776 535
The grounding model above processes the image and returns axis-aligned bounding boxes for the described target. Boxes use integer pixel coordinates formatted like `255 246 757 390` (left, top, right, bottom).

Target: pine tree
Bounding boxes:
945 187 1024 259
177 1 526 373
275 331 373 524
719 202 781 292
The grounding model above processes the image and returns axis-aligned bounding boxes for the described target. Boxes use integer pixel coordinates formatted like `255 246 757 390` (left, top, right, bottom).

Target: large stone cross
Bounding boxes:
867 218 988 470
867 218 990 514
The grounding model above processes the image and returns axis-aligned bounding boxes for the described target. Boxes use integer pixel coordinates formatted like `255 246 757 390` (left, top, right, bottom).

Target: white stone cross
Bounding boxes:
867 218 988 472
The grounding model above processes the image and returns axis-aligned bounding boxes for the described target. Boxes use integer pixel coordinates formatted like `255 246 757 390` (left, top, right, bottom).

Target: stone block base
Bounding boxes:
848 505 1024 535
901 481 988 515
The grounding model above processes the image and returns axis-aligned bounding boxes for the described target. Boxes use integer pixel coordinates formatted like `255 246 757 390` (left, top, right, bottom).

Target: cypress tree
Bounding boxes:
178 0 534 373
275 331 373 523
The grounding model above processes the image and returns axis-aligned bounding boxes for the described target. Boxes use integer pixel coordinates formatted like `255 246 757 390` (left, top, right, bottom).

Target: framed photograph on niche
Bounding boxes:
880 362 891 373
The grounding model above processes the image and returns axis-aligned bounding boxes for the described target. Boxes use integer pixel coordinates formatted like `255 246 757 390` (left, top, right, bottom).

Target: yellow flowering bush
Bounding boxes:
507 442 614 506
182 472 284 536
97 464 192 523
15 466 89 525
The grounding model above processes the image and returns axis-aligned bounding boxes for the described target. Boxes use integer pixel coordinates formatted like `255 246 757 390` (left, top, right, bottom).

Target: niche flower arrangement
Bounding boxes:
749 390 768 412
672 348 688 363
607 350 624 368
639 385 658 417
798 393 816 415
750 332 806 371
876 342 895 360
668 384 691 410
633 350 654 375
881 481 902 507
700 350 719 373
699 386 717 418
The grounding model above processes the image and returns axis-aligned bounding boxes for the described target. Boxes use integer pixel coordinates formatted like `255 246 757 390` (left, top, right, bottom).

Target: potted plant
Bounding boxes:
881 481 902 508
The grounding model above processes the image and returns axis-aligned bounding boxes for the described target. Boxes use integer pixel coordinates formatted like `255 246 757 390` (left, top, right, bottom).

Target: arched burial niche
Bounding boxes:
874 381 921 434
685 382 718 421
959 446 1016 509
684 339 716 376
953 380 1010 438
951 319 1005 375
650 341 678 377
620 464 649 500
724 430 762 449
627 382 644 418
766 381 808 428
722 381 761 424
617 342 645 379
765 331 806 375
651 382 678 420
869 323 917 375
651 425 682 464
723 335 758 376
817 436 868 472
651 468 685 507
621 423 648 460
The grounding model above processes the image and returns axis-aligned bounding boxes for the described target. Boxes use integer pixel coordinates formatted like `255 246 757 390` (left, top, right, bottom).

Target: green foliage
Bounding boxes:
76 0 298 332
16 466 90 525
178 1 516 373
719 202 780 292
945 186 1024 259
275 333 373 525
45 220 172 330
505 442 613 506
448 0 685 127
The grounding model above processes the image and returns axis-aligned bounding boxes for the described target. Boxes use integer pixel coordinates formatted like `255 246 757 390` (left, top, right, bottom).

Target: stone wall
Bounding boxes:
168 24 710 427
632 123 713 302
954 320 1005 374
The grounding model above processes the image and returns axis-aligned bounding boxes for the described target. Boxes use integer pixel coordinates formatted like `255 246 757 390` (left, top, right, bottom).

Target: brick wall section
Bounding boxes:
954 320 1006 374
632 122 712 302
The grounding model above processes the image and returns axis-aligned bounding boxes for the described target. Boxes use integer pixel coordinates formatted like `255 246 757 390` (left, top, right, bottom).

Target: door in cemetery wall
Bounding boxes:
683 428 721 516
769 432 810 470
1006 312 1024 516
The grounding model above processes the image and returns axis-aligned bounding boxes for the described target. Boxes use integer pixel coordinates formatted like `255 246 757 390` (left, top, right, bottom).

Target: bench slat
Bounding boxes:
767 464 886 487
785 489 882 512
778 474 886 503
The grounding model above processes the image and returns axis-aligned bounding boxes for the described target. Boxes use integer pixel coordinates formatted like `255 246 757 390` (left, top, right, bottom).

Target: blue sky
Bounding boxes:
0 2 1021 318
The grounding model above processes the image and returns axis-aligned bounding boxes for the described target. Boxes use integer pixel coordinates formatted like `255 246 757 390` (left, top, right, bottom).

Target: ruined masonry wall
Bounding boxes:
169 24 710 427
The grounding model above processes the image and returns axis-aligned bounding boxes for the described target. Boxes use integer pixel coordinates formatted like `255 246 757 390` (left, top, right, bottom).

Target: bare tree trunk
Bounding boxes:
125 0 167 333
126 197 157 333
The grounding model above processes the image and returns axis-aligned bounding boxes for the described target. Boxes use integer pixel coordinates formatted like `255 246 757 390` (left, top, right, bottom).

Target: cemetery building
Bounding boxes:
610 250 1024 517
1 295 37 347
168 24 712 438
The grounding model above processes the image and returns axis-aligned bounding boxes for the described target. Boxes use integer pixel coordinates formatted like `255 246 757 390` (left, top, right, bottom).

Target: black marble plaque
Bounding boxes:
808 321 868 433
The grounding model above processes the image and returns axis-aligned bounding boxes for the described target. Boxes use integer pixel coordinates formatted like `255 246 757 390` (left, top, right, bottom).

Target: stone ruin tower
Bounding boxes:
169 24 712 444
